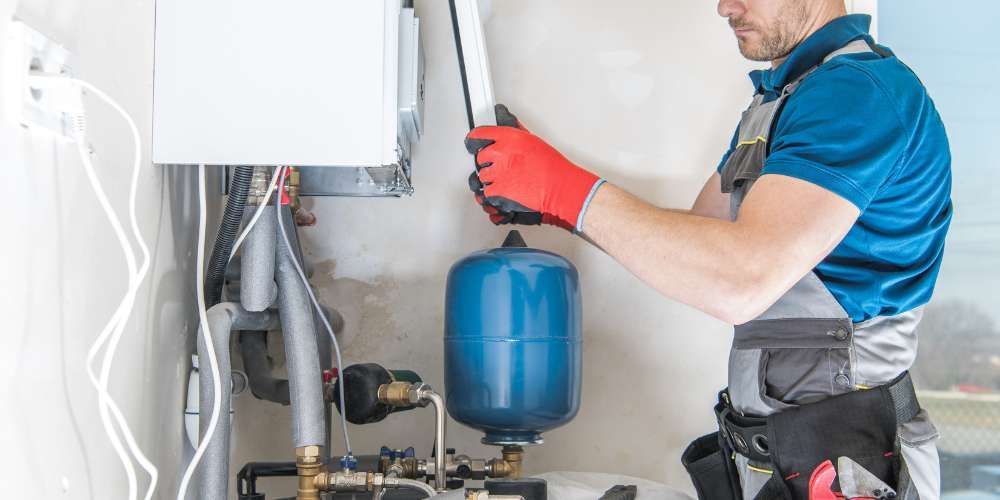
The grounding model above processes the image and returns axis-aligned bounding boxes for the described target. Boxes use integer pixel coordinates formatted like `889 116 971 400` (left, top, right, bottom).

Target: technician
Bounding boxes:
463 1 952 499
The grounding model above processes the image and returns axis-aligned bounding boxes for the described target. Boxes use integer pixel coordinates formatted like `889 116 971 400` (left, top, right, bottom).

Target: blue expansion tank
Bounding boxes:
444 230 582 445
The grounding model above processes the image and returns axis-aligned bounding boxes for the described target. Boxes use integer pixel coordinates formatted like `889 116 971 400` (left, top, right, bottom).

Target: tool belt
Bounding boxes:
682 372 921 500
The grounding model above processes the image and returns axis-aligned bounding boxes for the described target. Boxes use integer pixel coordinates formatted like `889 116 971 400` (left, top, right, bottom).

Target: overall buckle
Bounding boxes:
715 390 772 463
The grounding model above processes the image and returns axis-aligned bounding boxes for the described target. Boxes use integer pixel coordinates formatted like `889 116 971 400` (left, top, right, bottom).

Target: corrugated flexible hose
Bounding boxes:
205 166 254 306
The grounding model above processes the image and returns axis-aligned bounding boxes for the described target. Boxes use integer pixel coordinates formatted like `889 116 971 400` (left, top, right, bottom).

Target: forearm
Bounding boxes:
462 109 857 324
581 183 764 324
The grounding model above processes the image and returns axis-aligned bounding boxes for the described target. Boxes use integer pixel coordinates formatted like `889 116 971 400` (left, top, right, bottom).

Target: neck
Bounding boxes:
770 4 848 69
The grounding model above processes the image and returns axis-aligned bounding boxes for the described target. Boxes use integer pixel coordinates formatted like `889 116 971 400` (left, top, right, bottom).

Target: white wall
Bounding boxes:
237 0 758 495
1 0 761 497
0 0 215 497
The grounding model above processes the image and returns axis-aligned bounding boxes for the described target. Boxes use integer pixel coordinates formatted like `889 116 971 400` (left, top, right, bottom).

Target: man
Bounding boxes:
464 1 952 499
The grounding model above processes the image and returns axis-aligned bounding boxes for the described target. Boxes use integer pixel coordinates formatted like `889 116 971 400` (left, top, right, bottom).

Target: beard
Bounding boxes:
731 1 809 62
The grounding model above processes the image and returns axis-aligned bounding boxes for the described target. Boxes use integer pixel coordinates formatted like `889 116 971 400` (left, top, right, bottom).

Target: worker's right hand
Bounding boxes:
465 104 604 232
467 104 532 225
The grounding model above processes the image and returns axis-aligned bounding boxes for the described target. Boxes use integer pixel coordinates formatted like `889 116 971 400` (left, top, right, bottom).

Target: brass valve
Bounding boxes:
315 470 399 497
379 453 422 479
295 445 324 500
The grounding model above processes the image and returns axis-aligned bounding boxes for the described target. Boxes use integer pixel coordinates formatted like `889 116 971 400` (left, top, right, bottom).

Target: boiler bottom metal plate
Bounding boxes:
298 163 413 197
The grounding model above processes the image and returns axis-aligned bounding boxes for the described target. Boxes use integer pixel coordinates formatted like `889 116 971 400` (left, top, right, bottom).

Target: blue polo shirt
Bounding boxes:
717 14 953 322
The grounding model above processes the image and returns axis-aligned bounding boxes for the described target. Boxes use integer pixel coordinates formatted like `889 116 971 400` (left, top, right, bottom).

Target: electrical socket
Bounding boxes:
5 20 75 137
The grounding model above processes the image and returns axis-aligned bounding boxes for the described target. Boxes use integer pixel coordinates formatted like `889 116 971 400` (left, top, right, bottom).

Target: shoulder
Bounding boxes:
764 56 923 209
787 52 929 133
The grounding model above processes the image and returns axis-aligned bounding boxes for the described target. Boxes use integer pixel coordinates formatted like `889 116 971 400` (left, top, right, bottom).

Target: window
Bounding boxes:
879 1 1000 496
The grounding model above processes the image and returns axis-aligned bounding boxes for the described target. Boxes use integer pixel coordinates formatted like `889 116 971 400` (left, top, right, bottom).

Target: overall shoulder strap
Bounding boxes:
823 39 875 63
783 39 876 96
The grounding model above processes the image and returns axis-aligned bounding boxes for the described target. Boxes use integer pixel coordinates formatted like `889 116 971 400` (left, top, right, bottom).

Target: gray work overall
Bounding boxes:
718 40 941 499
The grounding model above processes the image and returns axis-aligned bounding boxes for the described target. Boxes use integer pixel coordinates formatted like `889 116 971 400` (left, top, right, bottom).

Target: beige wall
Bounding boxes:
1 0 764 497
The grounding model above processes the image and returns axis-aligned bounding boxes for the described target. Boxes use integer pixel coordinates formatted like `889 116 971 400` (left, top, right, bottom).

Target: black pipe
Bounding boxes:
237 461 297 499
205 166 254 307
237 456 387 500
238 332 291 405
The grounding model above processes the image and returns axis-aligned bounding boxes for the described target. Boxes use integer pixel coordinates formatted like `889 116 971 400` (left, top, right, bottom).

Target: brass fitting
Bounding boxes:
501 445 524 479
284 168 318 226
483 445 524 479
486 457 513 478
378 381 415 406
247 167 274 204
286 168 301 206
296 445 324 500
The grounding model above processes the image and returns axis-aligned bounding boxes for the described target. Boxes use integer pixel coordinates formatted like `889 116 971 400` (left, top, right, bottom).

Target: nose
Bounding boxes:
717 0 746 19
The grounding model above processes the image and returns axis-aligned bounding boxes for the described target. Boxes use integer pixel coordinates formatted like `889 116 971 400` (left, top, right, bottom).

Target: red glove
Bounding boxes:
465 105 605 232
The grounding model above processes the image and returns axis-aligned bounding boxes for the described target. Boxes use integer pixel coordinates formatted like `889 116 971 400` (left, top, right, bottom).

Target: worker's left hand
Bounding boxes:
466 105 603 232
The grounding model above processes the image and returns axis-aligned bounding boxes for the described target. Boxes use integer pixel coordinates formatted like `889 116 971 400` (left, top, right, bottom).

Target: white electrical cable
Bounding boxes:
33 72 161 500
274 167 353 455
176 165 223 500
75 78 158 500
74 128 140 500
78 145 162 500
228 165 282 262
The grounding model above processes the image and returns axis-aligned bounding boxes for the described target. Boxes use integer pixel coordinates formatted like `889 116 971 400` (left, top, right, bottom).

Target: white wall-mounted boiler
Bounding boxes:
152 0 424 196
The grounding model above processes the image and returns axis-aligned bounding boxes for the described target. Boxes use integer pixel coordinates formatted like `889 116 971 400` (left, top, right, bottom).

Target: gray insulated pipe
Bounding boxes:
240 209 278 312
197 303 280 500
275 206 327 449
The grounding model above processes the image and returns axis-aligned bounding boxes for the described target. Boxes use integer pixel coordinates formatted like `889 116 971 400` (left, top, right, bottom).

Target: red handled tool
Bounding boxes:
808 457 897 500
808 460 840 500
